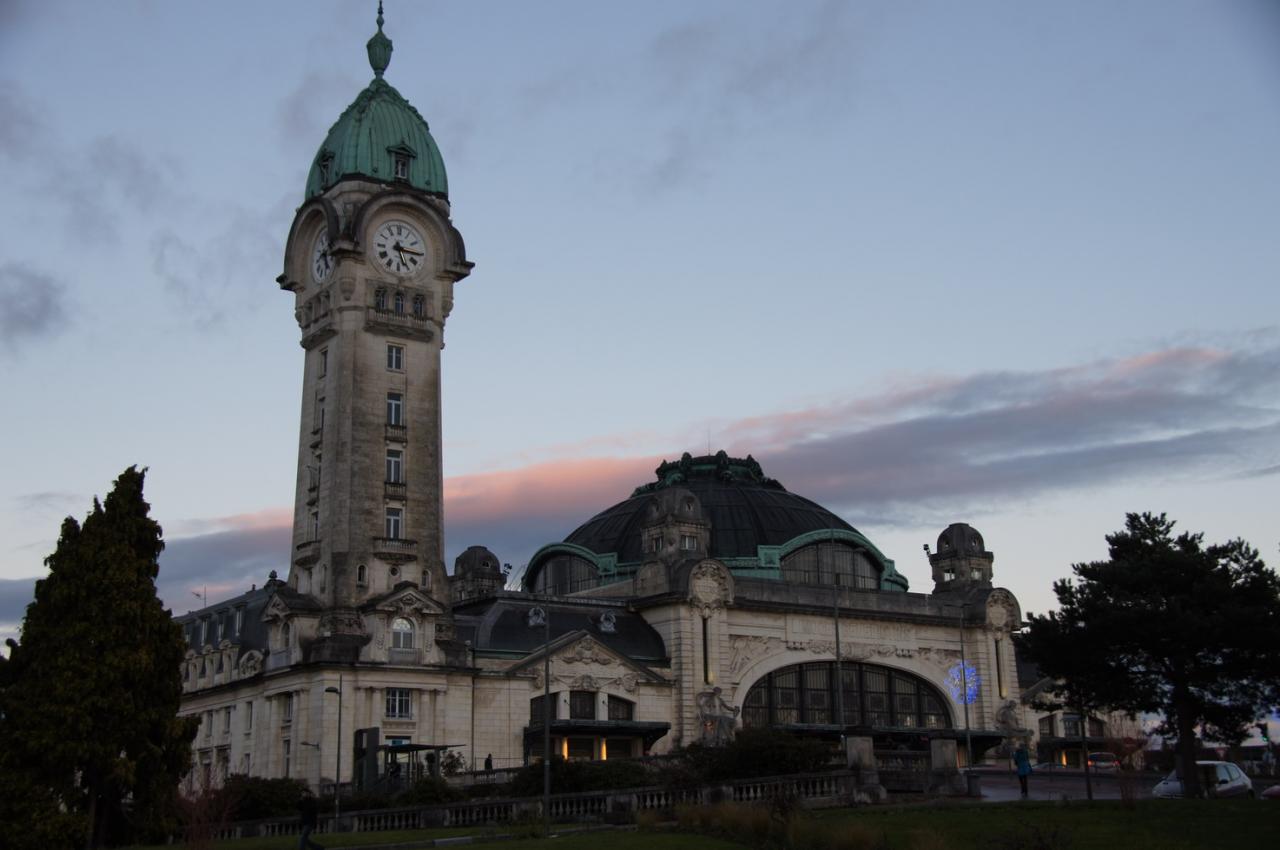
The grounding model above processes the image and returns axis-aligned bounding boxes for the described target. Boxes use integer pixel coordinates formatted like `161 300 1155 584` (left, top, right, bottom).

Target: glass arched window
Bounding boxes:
412 294 424 317
375 289 387 310
391 617 414 650
357 564 368 586
741 661 950 731
531 554 598 595
780 542 881 590
393 291 405 314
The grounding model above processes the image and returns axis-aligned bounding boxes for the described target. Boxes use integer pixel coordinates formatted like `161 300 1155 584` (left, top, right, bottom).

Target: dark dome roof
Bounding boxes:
565 452 858 564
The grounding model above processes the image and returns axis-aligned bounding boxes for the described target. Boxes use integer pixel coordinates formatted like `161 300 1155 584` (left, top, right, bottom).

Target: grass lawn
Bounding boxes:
814 799 1280 849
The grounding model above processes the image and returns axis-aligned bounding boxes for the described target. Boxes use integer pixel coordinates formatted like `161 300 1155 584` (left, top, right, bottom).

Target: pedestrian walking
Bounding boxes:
1013 742 1032 799
299 794 324 850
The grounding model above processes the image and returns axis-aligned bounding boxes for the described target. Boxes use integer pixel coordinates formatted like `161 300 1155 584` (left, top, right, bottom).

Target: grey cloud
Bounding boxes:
13 490 83 515
155 524 292 613
276 70 361 154
0 80 46 160
0 263 69 353
0 578 36 634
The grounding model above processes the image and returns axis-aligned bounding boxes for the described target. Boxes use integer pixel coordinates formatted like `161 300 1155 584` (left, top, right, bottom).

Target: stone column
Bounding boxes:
846 735 884 800
930 738 965 795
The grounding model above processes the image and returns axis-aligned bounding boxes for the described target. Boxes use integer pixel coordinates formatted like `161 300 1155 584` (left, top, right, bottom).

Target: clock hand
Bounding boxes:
398 246 424 256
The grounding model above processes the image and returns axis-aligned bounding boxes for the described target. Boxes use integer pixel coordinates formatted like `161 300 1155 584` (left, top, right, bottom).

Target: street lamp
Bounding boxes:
527 604 551 836
944 605 976 774
324 674 343 821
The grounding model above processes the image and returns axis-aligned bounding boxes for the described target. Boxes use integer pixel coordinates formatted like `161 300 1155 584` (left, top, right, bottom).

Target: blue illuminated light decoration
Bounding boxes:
946 663 981 705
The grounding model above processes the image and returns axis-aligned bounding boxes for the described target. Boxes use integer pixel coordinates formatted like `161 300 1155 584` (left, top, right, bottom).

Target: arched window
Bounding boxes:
531 554 598 595
391 617 414 650
741 661 950 731
280 623 291 651
375 289 387 310
357 564 368 586
393 291 405 314
780 542 881 590
412 294 424 317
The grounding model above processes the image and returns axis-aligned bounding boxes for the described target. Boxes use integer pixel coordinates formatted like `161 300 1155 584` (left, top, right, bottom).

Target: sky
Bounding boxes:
1 0 1278 644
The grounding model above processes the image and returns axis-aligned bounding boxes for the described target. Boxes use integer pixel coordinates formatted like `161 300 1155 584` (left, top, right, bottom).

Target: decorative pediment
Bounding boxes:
509 630 667 687
261 595 292 622
985 588 1021 634
364 585 444 617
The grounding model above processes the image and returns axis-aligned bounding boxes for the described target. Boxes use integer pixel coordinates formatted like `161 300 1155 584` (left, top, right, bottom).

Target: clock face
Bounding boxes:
373 220 426 276
311 231 333 283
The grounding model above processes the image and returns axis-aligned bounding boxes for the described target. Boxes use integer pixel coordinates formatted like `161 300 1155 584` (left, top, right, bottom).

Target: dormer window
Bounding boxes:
387 143 417 183
318 152 333 185
394 154 409 180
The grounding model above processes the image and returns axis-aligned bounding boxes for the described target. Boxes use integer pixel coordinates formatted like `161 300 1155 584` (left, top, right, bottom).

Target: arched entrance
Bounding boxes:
741 660 952 740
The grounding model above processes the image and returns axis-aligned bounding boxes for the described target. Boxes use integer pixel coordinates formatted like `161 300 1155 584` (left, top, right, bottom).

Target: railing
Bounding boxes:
385 424 408 442
294 540 321 565
206 769 883 838
372 538 418 559
384 481 407 500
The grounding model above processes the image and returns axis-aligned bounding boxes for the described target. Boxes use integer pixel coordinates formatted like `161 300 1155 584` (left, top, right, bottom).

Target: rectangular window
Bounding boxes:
569 690 596 720
234 607 244 635
318 348 327 378
282 693 293 724
605 738 633 759
223 707 233 733
607 695 634 721
680 534 697 551
1039 715 1055 736
386 449 403 483
241 753 251 775
385 507 403 539
309 510 320 540
530 694 557 724
772 668 800 725
394 155 409 180
315 395 325 434
204 711 212 738
387 344 404 371
1062 714 1081 738
283 739 291 777
386 687 412 719
245 700 254 731
200 618 208 645
1088 718 1105 738
650 535 662 553
386 392 403 425
863 668 890 727
803 663 831 724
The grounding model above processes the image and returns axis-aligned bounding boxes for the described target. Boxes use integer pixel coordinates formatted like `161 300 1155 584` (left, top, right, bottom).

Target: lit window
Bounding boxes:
386 449 403 483
385 507 403 539
357 564 368 586
412 294 424 317
387 344 404 370
375 289 387 310
386 392 403 425
394 291 405 314
386 687 412 718
391 617 414 649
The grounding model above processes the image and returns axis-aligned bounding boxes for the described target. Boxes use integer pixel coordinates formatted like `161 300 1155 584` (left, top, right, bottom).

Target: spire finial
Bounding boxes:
367 1 393 78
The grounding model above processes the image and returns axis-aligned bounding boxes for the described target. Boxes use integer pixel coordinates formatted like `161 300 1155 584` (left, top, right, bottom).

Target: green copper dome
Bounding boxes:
304 5 448 200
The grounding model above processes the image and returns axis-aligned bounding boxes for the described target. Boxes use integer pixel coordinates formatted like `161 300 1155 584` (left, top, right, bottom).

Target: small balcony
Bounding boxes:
384 481 407 500
294 539 321 566
385 424 407 443
373 537 418 562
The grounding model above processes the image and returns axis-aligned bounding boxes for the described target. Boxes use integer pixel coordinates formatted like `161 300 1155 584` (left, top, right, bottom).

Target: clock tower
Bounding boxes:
275 5 472 658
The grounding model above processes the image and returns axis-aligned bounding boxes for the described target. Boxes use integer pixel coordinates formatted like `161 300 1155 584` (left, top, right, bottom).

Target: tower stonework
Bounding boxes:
275 10 472 657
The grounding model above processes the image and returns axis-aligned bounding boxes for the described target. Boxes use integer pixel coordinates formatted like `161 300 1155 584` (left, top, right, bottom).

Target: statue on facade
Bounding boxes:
697 687 740 744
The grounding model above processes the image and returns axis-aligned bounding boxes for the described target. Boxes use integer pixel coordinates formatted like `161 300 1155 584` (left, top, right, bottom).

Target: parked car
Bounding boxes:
1152 761 1254 799
1261 784 1280 801
1088 752 1120 771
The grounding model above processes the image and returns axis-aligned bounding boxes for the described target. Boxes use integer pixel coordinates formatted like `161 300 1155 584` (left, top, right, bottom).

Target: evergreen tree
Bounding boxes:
1022 513 1280 798
0 467 197 848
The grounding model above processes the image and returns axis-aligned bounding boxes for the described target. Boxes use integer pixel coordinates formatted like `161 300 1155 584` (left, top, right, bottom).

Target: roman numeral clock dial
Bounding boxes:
373 220 426 276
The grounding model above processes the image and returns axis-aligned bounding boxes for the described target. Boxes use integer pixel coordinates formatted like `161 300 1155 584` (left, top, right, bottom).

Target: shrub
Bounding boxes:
218 775 312 821
508 757 655 795
662 728 833 787
398 777 464 806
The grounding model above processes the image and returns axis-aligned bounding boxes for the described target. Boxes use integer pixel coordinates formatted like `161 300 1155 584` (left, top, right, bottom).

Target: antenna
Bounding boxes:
192 585 207 608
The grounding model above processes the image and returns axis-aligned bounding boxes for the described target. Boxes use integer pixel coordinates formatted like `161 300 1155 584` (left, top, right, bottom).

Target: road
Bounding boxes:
968 768 1153 802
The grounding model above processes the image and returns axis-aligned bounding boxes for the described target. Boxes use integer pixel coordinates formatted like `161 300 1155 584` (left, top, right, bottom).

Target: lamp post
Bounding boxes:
324 674 343 821
528 604 551 836
944 605 974 773
299 740 321 789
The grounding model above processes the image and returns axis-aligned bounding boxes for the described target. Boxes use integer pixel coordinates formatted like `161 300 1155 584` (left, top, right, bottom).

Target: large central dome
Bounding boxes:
567 452 858 563
304 7 448 200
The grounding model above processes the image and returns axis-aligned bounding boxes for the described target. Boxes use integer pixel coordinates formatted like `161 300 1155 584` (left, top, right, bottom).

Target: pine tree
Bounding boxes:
0 467 197 848
1023 513 1280 799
